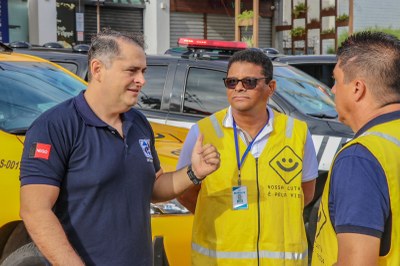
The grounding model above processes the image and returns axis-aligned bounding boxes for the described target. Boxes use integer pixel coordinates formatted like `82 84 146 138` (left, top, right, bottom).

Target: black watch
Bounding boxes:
187 164 202 185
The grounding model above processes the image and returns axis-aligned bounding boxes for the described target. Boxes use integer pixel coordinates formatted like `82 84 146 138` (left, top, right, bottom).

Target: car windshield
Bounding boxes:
0 61 85 133
274 65 337 118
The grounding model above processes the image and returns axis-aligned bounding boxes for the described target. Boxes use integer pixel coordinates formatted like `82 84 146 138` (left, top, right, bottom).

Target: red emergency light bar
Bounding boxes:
178 38 247 50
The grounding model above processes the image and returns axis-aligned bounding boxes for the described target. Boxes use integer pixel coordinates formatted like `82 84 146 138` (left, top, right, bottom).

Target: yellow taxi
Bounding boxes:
0 45 192 265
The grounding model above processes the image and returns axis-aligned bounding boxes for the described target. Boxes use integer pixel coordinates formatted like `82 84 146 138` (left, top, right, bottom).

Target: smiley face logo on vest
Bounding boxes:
269 145 302 184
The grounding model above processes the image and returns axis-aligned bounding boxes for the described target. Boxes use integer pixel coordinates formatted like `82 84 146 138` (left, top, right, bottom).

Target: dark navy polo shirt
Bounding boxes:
20 91 161 266
329 111 400 255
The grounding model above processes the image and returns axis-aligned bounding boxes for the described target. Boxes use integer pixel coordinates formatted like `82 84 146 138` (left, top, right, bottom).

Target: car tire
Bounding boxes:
0 242 48 266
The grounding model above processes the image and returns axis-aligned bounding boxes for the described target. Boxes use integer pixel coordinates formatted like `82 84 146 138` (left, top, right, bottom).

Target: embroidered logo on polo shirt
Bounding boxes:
139 139 153 163
29 142 52 160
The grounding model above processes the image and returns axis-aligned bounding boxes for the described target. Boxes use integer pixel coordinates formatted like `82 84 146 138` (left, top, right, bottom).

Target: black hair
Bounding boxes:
337 31 400 103
87 28 145 81
227 48 273 81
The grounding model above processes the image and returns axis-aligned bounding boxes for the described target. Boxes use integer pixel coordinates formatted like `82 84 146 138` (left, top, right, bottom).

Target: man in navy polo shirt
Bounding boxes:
19 29 220 266
312 31 400 265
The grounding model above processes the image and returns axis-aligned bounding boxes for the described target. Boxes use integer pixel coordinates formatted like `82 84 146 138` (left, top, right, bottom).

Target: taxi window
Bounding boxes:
0 61 85 133
52 61 79 76
183 67 228 115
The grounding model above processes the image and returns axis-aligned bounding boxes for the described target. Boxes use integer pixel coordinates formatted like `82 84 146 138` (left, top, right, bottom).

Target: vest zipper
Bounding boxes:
255 157 261 266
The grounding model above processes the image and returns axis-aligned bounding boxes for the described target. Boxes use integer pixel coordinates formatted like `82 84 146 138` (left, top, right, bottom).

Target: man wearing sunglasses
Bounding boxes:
177 49 318 265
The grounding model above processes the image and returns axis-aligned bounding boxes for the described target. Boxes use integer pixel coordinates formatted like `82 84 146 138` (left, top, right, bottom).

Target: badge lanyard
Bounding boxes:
233 118 268 187
232 117 268 210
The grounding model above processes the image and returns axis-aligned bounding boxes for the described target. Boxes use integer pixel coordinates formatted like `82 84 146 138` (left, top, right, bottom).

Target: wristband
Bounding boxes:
187 164 202 185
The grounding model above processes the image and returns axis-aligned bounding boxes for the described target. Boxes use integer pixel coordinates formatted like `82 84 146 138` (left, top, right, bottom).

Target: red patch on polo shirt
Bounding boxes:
32 143 52 160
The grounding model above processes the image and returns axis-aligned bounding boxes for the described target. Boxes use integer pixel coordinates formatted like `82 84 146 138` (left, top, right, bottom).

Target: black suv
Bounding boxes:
273 55 337 88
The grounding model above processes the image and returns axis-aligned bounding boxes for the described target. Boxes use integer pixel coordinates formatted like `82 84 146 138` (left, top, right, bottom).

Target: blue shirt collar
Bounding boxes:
74 90 108 127
354 110 400 138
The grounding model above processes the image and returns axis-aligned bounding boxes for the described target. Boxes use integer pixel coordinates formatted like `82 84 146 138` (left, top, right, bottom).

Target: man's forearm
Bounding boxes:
152 166 195 203
22 210 84 266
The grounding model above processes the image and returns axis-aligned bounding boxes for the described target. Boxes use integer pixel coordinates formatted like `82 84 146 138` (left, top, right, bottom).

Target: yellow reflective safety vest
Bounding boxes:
312 119 400 266
193 108 309 266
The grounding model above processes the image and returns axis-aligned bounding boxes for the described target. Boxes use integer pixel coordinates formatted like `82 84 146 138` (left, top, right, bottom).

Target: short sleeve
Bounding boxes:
329 144 390 237
302 130 318 182
176 124 199 170
20 117 69 187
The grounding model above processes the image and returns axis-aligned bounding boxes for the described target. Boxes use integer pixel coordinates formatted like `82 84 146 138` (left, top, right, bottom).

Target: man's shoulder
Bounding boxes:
32 97 77 126
337 143 374 160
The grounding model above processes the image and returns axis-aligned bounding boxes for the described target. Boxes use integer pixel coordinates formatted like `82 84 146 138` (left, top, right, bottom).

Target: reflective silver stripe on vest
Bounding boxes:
192 243 307 260
361 131 400 147
286 116 294 138
209 114 224 138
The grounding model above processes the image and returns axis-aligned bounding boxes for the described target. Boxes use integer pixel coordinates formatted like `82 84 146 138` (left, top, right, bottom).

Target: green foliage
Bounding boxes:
293 2 308 18
291 27 306 37
336 14 349 22
365 26 400 39
326 46 336 54
338 31 349 47
321 28 335 35
321 6 335 12
238 10 254 31
237 10 254 22
337 27 400 49
241 36 254 48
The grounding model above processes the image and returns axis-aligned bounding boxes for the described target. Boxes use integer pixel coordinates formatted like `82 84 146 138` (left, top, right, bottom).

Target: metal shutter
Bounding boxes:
206 14 235 41
259 17 272 48
84 6 143 42
170 12 204 48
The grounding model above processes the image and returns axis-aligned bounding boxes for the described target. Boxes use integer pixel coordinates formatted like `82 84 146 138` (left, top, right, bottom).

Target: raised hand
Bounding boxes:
190 133 220 180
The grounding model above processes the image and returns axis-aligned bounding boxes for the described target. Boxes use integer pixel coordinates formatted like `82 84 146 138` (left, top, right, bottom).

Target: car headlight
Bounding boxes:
150 199 189 215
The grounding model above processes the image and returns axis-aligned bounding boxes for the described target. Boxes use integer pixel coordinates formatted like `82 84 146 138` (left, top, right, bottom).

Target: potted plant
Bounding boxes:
321 28 336 39
307 18 320 29
336 14 349 27
290 26 306 41
237 10 254 30
321 6 335 16
293 2 308 19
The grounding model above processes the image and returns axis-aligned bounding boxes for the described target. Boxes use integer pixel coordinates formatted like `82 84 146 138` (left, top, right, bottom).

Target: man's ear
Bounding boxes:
353 79 366 102
267 80 277 96
90 59 103 82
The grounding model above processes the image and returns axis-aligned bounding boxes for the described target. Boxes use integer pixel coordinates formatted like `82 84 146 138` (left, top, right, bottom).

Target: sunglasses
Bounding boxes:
223 77 270 90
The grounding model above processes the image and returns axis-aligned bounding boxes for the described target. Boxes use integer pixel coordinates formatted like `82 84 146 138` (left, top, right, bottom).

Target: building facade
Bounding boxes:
3 0 400 54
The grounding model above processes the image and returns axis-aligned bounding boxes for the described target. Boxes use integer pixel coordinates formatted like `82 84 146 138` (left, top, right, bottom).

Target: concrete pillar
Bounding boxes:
144 0 170 55
28 0 57 45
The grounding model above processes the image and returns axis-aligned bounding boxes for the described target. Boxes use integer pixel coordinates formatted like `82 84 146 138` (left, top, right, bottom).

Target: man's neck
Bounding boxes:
84 87 123 128
232 108 269 138
353 103 400 133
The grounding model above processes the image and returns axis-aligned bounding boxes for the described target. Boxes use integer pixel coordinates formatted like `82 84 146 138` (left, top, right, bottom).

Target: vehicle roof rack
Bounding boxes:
8 41 32 49
170 38 247 61
177 38 247 50
0 42 13 53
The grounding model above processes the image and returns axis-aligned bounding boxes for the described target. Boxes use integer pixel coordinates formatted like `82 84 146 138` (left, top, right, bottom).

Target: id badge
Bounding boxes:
232 186 248 210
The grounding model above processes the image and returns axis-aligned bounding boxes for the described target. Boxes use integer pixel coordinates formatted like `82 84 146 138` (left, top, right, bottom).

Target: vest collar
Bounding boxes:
224 106 274 142
355 110 400 138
